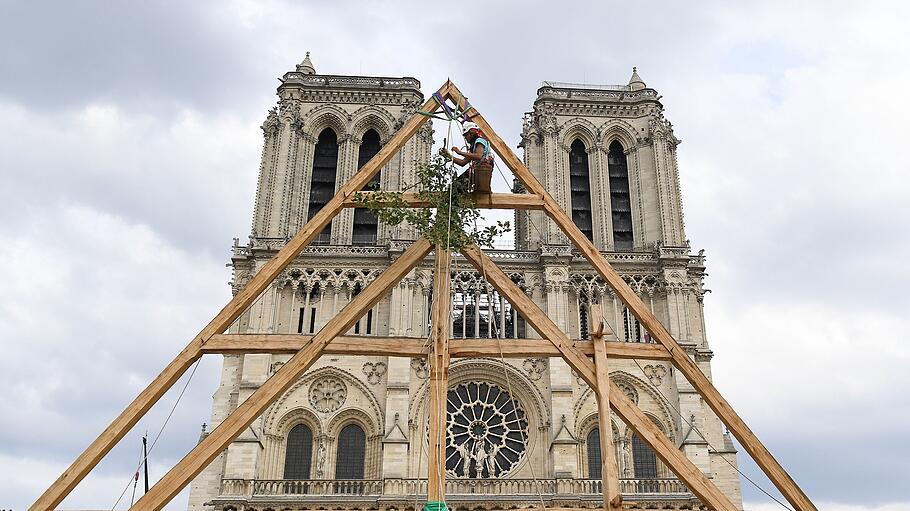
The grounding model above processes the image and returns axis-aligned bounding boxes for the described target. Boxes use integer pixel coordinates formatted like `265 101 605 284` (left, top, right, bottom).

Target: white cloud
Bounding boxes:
747 503 910 511
2 1 909 509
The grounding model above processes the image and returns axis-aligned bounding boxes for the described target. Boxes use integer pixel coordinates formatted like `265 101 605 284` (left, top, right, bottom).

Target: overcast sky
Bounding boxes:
1 1 908 510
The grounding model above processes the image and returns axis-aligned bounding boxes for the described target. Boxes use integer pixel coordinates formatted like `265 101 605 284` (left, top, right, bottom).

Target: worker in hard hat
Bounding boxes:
443 122 494 193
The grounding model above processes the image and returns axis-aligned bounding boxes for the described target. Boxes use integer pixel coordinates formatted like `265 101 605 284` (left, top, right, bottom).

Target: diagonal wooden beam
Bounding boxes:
30 84 449 511
130 238 433 511
460 244 737 511
201 334 672 360
446 82 816 511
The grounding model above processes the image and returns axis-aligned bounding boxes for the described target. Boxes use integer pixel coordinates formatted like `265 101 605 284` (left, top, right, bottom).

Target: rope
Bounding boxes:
109 358 201 510
596 309 794 511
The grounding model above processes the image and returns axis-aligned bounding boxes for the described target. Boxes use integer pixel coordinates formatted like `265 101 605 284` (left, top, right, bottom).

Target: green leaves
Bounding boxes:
353 155 511 251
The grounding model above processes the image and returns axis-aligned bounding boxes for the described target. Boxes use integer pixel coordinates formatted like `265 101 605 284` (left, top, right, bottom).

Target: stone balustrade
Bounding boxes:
219 477 690 499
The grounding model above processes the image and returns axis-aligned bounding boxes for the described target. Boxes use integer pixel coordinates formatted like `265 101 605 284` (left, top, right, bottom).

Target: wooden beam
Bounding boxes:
459 244 737 511
30 84 450 511
201 334 672 360
129 239 433 510
446 82 817 511
343 192 545 210
426 247 452 503
591 304 622 511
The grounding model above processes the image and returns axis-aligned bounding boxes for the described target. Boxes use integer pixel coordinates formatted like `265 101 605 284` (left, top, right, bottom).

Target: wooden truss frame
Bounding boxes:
31 81 817 511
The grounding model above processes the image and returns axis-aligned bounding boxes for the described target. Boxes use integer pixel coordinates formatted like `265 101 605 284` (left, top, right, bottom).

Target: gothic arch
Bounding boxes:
326 406 380 437
409 358 548 428
573 370 676 441
273 406 324 438
303 104 350 138
559 118 599 150
350 106 397 143
263 366 384 435
598 120 638 151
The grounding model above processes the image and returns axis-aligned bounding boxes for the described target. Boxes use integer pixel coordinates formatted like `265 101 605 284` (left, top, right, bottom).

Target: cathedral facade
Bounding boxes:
187 55 744 511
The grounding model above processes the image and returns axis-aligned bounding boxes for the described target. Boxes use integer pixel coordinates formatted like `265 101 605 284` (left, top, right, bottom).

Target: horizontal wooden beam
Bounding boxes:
343 192 545 210
203 334 672 360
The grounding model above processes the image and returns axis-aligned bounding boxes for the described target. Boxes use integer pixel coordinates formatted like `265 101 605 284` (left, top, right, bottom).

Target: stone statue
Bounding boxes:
455 441 472 478
485 442 500 477
472 441 489 477
316 439 327 478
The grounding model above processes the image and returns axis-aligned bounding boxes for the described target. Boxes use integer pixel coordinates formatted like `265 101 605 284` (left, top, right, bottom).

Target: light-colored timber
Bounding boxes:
29 82 450 511
200 334 672 360
591 304 622 510
449 81 817 511
460 244 738 511
128 238 433 510
426 247 452 502
343 191 545 210
36 80 815 511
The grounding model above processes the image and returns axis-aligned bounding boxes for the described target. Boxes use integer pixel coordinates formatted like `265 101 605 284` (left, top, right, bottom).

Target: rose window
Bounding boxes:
445 382 529 478
308 377 347 413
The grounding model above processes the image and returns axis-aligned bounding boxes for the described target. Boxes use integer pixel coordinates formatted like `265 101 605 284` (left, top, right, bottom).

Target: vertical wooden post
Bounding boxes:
426 247 452 506
591 304 622 510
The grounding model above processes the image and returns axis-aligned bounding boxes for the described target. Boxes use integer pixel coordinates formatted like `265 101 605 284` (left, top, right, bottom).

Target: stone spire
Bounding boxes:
296 52 316 74
628 66 646 91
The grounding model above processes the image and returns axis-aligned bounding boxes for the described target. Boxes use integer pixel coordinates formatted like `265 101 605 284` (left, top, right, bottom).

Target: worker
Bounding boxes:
444 122 494 193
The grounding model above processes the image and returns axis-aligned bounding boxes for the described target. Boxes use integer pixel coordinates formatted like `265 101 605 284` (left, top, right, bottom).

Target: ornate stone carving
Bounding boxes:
643 364 667 386
522 358 547 381
260 107 280 137
411 358 429 379
445 381 528 478
362 361 387 385
308 377 347 413
616 382 638 404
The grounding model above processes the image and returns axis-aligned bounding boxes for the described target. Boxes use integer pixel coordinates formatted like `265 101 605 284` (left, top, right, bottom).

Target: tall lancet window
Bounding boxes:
335 424 366 479
308 128 339 244
284 424 313 479
353 129 382 244
569 139 594 241
587 427 602 479
608 141 633 250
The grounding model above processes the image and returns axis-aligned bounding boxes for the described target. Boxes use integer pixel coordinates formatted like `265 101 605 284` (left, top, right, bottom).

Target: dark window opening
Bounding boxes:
608 141 633 250
309 128 339 243
284 424 313 479
632 432 658 478
353 129 382 245
334 424 366 479
587 428 602 479
366 309 373 335
309 307 317 334
569 139 594 241
297 307 305 334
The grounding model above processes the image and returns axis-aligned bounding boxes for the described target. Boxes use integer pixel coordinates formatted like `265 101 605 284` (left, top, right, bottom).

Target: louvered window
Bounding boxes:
284 424 313 479
569 140 594 241
353 129 382 245
308 128 339 243
608 141 633 250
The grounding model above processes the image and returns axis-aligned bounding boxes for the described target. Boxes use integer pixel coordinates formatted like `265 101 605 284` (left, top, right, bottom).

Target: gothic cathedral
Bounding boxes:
188 55 744 511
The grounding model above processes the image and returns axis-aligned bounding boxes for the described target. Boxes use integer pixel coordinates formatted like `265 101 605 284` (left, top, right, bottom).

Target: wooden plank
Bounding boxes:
591 304 622 510
343 192 545 210
30 83 450 511
446 83 817 511
201 334 671 360
129 239 433 511
426 247 452 502
459 244 737 511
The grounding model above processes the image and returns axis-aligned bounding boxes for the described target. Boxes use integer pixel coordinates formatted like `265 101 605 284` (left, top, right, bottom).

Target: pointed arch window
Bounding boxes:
309 128 339 244
608 141 633 250
335 423 366 479
284 424 313 479
569 139 594 241
353 129 382 245
587 427 602 479
632 432 658 478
